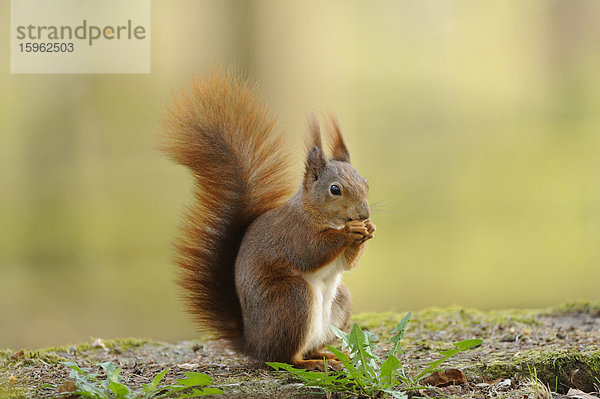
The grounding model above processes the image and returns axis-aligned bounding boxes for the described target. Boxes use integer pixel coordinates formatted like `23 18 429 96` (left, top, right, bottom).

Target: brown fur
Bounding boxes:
162 68 374 370
161 68 293 350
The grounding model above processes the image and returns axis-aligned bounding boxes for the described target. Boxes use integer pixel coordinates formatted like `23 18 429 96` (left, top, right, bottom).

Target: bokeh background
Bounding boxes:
2 0 600 350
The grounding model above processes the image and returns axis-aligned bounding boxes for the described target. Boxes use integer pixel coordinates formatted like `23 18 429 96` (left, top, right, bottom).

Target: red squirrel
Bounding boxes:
162 68 375 371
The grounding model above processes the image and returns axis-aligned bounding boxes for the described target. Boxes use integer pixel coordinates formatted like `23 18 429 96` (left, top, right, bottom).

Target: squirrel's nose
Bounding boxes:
357 203 371 221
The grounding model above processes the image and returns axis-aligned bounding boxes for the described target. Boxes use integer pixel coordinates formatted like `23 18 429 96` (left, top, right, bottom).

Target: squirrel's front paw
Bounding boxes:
359 219 375 243
345 220 372 242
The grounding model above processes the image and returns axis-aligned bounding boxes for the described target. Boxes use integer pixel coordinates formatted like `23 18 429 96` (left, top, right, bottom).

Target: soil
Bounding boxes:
1 301 599 398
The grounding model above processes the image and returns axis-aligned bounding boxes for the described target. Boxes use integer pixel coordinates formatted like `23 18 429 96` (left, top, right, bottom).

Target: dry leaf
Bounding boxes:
420 368 468 387
58 381 80 399
58 381 77 393
566 388 599 399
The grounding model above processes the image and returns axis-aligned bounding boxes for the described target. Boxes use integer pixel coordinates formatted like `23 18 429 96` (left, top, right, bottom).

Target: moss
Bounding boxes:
1 349 68 365
0 373 28 399
416 306 543 327
352 311 402 332
552 300 600 316
472 348 600 393
1 338 150 366
353 306 542 338
39 337 149 354
0 385 27 399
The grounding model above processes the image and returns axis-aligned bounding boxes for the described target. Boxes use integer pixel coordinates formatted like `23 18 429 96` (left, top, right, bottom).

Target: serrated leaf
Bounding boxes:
379 354 401 389
330 324 350 350
347 323 378 380
328 345 370 394
178 372 213 387
62 362 106 397
438 348 460 358
266 362 291 371
71 381 106 398
164 372 213 393
99 362 122 385
268 363 320 382
108 381 129 396
62 361 94 379
267 361 353 391
386 312 412 357
327 346 354 371
453 338 482 351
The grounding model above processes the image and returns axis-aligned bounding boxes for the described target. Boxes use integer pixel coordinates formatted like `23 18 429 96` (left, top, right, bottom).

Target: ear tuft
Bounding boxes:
303 112 327 187
326 115 351 163
305 111 323 151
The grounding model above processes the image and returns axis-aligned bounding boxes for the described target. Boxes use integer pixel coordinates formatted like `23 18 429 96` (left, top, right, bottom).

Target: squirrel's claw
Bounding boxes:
365 220 376 235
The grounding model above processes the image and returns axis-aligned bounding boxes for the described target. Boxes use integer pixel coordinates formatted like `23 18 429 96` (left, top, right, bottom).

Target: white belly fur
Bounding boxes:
301 256 347 355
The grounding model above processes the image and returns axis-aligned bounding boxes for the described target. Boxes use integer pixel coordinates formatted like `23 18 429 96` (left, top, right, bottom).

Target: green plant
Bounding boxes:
52 361 222 398
268 312 482 398
526 364 553 399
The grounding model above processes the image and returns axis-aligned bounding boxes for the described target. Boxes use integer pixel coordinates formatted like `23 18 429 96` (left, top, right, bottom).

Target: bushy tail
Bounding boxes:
161 68 293 347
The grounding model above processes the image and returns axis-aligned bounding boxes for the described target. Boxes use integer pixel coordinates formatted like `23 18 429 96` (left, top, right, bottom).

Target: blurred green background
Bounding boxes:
2 0 600 350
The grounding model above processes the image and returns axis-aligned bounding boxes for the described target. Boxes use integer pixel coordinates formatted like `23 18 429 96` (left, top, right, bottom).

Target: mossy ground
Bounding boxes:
1 302 598 398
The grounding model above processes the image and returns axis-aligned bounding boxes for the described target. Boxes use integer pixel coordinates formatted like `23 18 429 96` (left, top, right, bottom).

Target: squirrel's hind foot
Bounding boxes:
292 358 342 371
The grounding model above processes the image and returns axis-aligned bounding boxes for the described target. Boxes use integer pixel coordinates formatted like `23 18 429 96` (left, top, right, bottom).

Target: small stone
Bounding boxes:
178 363 198 370
500 335 516 342
498 379 511 388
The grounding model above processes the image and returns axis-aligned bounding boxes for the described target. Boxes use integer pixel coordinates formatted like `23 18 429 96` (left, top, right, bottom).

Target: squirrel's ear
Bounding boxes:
326 115 351 163
304 146 327 185
304 113 327 185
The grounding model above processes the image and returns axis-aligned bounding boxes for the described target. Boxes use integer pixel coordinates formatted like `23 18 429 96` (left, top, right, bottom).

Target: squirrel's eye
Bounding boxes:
330 184 342 196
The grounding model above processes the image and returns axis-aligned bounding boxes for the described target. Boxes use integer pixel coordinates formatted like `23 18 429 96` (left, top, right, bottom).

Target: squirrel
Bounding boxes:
162 68 375 371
